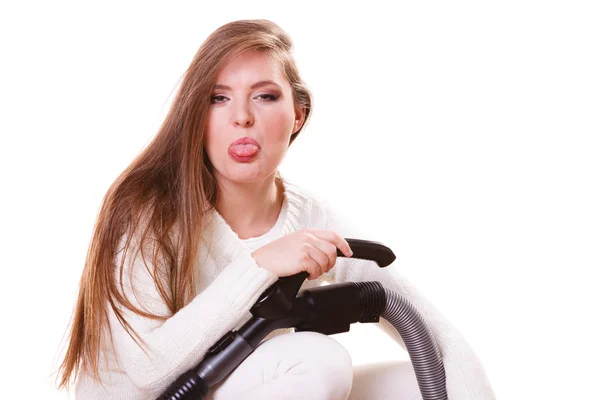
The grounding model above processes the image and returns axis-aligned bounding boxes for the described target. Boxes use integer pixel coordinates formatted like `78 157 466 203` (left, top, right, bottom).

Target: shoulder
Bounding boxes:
281 179 327 230
281 179 362 237
281 179 328 212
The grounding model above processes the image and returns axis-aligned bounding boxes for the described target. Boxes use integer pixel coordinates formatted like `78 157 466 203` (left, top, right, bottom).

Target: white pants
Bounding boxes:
207 332 422 400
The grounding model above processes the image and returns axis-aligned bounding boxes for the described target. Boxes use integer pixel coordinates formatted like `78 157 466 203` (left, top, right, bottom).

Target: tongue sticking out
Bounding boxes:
229 144 259 157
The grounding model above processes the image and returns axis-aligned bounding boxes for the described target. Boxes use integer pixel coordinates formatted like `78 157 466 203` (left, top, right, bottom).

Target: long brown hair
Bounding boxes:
56 19 312 390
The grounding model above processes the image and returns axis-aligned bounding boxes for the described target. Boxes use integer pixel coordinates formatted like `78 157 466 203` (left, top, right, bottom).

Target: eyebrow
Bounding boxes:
213 80 282 91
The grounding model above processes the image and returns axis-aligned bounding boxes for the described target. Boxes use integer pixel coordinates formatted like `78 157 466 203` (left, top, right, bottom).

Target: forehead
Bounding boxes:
215 50 287 87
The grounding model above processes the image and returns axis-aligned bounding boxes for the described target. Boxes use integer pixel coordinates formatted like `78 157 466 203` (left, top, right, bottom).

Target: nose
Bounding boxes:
231 100 254 127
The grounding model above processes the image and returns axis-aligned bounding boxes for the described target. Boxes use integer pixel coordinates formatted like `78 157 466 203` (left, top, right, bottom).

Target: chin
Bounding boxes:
223 167 270 184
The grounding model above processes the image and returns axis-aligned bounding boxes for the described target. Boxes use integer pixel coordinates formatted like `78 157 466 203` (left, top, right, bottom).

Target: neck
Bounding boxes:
214 174 284 239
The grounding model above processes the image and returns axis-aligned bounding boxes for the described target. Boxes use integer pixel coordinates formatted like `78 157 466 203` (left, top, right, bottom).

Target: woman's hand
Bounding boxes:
251 229 353 280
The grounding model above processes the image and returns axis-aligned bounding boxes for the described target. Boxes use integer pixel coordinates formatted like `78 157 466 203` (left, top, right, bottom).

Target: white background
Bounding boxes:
1 1 599 399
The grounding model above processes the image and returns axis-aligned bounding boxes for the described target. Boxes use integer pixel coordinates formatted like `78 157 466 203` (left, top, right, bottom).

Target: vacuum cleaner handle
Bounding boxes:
250 238 395 319
340 238 396 267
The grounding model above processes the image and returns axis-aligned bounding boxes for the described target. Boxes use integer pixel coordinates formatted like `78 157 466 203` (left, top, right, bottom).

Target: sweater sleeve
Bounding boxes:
322 207 497 400
107 235 278 396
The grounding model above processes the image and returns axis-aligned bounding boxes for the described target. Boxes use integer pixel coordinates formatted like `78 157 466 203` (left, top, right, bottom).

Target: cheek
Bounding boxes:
205 112 229 161
262 107 295 143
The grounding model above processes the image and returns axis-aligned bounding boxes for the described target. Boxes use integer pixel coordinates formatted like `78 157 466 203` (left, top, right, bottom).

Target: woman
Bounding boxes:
57 19 495 399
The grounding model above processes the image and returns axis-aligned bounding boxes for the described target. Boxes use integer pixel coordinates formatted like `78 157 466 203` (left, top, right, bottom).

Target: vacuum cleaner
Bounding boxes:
157 239 447 400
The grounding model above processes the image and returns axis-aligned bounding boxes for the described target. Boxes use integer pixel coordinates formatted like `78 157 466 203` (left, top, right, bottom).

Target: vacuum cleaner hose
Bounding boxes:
357 281 447 400
297 281 448 400
382 288 447 399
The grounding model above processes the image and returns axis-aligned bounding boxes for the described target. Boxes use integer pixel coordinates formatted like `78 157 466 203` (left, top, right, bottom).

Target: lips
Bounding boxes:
230 136 260 147
228 136 260 162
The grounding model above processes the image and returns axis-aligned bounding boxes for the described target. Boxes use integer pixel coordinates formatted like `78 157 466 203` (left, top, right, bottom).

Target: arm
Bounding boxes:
107 235 278 395
321 208 496 400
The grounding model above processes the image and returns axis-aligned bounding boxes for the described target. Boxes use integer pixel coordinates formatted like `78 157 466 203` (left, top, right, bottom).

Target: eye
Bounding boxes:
211 95 228 104
255 93 279 101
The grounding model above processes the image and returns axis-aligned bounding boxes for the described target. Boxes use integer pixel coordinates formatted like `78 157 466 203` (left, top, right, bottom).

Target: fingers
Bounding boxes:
305 229 353 258
306 235 337 272
304 245 329 280
301 231 347 280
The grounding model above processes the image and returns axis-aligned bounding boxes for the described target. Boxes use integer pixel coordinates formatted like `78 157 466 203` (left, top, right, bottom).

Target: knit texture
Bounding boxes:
74 178 496 399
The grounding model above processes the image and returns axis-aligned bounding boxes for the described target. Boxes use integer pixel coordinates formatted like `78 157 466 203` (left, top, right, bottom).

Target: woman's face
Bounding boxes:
205 50 304 186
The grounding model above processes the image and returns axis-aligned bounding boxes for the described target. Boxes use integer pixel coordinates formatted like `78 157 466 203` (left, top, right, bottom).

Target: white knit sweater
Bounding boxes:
74 179 496 399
